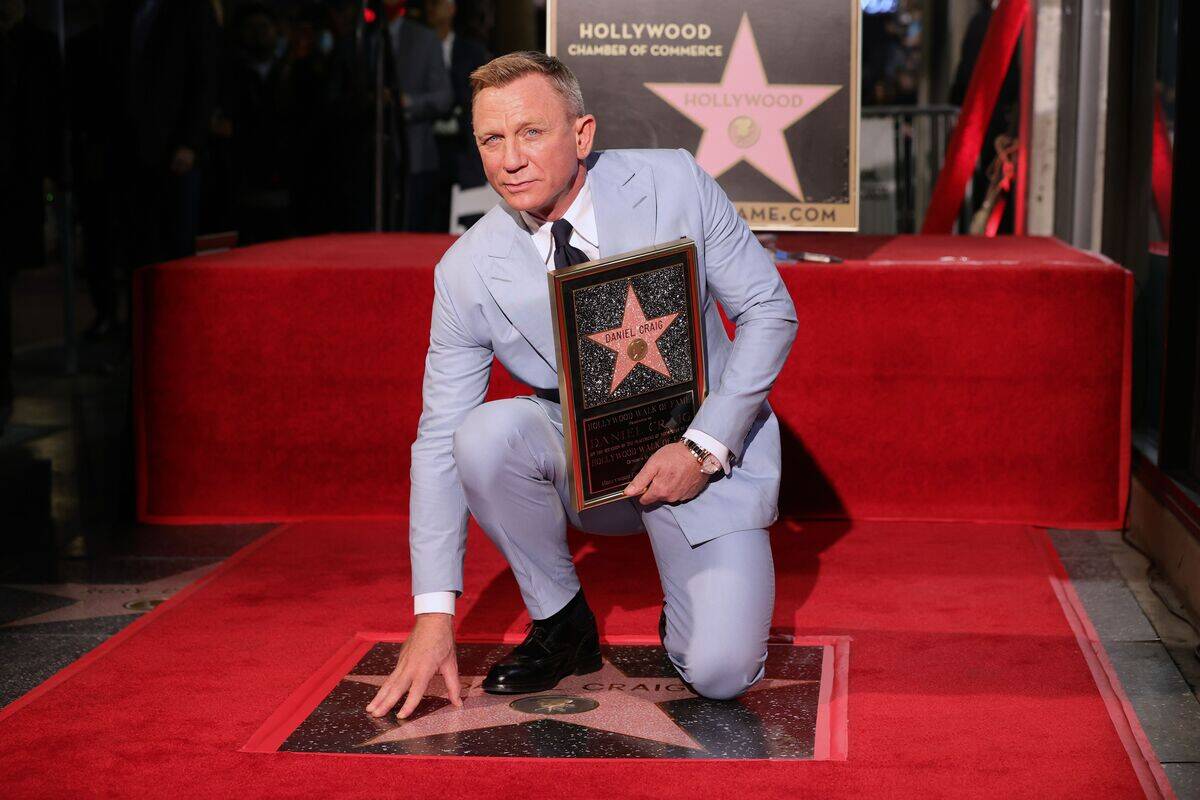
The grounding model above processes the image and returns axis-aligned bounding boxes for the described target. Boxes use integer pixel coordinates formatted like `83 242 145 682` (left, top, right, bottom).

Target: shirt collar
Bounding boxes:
518 172 597 262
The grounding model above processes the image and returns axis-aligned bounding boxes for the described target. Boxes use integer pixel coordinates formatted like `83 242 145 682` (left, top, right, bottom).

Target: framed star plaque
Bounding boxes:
548 0 860 231
548 238 706 512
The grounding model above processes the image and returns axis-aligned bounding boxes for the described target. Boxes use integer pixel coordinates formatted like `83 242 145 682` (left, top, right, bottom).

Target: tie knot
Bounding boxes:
551 218 574 248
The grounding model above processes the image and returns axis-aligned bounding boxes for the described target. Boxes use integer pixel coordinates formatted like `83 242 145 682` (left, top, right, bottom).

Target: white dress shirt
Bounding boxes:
414 175 731 616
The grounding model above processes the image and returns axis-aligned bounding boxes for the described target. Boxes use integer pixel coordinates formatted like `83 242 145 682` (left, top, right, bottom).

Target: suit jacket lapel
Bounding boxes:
480 210 558 369
588 151 658 258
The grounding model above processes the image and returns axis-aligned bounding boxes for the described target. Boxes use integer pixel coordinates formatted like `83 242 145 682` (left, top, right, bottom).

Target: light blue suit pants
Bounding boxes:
452 396 775 700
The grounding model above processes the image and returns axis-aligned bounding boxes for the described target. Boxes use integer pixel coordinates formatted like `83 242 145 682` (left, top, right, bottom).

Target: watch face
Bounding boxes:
701 456 721 475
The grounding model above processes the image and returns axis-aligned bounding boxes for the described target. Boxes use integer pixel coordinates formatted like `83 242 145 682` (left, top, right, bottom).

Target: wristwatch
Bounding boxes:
682 437 722 476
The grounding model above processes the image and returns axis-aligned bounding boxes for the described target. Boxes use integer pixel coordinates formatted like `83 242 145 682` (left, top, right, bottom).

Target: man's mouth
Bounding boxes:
504 180 536 192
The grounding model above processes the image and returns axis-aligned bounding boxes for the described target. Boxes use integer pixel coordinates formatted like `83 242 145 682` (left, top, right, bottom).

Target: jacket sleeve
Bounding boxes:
680 148 799 462
408 263 493 595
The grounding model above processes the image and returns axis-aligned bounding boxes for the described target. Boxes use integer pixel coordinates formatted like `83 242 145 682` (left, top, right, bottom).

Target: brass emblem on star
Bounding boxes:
510 695 599 716
728 115 760 148
627 338 648 362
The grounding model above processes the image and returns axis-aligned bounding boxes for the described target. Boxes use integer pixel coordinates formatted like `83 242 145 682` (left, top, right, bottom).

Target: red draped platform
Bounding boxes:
133 233 1130 529
2 233 1155 799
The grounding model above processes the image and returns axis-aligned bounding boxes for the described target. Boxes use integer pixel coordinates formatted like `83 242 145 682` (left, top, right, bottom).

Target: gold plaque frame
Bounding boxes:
549 239 707 512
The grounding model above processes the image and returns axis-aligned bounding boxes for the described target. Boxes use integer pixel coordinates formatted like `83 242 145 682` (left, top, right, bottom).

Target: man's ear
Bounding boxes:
575 114 597 159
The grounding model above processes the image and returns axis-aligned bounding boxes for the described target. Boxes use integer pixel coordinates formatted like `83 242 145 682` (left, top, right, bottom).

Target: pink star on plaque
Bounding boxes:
644 13 842 200
587 282 679 395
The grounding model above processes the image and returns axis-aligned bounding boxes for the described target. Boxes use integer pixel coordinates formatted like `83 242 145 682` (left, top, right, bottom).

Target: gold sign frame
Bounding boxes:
548 239 708 511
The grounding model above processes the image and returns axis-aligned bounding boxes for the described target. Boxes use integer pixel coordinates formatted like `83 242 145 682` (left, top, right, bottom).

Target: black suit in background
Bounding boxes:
0 17 63 415
431 32 490 231
106 0 219 267
445 33 490 188
0 18 61 270
217 50 292 245
381 16 453 231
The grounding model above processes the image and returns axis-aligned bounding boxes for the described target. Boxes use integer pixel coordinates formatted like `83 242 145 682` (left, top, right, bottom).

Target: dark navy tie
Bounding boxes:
551 219 589 269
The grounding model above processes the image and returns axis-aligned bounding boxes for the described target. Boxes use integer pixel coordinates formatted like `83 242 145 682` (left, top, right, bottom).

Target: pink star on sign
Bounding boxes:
644 13 842 200
587 282 679 395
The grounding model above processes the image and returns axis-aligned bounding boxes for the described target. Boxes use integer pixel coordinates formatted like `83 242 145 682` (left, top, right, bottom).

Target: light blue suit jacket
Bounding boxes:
409 148 798 595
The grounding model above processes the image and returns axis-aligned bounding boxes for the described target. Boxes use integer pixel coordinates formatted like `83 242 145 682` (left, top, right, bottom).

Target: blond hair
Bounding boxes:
469 51 586 118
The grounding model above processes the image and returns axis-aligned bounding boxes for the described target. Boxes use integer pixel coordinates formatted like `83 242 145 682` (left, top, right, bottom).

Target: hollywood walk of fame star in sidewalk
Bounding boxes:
644 13 842 201
586 282 679 395
1 564 217 627
344 657 812 750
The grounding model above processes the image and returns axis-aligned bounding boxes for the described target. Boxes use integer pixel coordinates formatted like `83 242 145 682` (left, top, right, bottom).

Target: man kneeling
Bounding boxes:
366 51 797 720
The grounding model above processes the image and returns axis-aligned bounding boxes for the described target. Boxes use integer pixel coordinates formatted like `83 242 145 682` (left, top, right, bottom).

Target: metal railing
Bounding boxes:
861 104 966 234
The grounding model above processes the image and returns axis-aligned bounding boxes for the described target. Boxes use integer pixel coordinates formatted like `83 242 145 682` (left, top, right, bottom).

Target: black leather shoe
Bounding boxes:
482 590 602 694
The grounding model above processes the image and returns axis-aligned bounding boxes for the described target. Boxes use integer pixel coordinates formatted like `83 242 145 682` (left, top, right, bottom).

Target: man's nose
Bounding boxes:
502 139 527 173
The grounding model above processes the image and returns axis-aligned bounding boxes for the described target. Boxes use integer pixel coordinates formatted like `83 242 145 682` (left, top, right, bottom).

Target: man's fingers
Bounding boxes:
366 669 412 717
624 462 658 497
366 684 401 717
441 657 463 708
639 477 664 505
397 673 431 719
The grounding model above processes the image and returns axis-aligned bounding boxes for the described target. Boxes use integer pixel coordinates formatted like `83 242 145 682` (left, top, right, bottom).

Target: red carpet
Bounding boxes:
0 518 1168 798
134 233 1130 529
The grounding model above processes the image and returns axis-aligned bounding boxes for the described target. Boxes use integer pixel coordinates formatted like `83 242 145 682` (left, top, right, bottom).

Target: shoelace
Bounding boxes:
519 620 553 654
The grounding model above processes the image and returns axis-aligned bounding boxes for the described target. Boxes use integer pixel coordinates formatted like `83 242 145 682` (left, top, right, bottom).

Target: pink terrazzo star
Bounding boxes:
344 659 809 751
586 282 679 395
644 13 842 200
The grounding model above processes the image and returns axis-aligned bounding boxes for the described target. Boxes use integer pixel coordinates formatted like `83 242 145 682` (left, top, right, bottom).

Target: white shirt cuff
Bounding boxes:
414 591 456 615
682 429 732 474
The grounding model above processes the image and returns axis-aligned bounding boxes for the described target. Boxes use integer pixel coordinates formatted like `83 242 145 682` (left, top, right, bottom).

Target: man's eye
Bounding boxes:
482 135 499 145
524 129 541 138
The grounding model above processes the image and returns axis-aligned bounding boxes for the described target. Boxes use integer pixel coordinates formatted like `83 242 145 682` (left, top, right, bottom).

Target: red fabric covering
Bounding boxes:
134 233 1130 528
0 519 1160 797
1152 95 1173 236
922 0 1030 234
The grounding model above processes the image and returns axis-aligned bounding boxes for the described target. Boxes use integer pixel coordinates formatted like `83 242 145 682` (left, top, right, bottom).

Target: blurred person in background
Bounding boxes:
69 0 119 339
215 3 292 244
425 0 490 231
285 2 358 236
0 0 63 427
108 0 219 268
379 0 452 231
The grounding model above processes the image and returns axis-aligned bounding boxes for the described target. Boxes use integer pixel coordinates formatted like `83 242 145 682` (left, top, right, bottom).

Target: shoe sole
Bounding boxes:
481 651 603 695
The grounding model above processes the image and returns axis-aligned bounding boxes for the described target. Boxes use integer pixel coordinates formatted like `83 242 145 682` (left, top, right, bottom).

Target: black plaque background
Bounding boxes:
554 245 704 508
549 0 858 226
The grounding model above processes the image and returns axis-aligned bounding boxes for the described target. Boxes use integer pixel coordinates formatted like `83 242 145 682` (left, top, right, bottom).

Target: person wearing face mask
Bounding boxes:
215 3 293 244
283 3 346 236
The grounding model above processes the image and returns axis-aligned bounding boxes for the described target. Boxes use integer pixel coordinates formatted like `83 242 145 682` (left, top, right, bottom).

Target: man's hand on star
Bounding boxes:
366 613 462 719
624 442 710 506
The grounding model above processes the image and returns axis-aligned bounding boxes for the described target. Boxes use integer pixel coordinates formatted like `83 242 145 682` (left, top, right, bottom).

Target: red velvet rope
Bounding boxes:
922 0 1030 234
